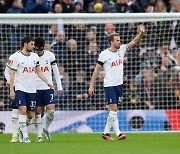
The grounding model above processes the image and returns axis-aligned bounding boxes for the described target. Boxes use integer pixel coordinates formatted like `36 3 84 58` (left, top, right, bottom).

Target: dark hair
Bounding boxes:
34 37 45 51
108 32 120 45
21 36 34 48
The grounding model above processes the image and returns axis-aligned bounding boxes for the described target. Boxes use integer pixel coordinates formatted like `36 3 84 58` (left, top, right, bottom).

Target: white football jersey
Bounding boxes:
8 51 39 93
36 50 62 91
98 44 128 87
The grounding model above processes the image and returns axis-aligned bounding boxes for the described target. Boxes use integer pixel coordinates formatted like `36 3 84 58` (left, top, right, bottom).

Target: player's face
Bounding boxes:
112 36 121 49
26 41 35 52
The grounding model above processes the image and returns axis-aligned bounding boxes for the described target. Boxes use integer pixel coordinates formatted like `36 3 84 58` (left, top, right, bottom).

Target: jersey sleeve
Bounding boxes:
50 52 56 65
7 55 18 71
98 52 106 65
35 54 40 67
119 44 129 57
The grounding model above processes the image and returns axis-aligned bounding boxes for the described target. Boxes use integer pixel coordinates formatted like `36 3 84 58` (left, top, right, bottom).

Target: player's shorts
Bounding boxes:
9 99 18 109
104 84 123 105
36 89 54 107
15 90 36 111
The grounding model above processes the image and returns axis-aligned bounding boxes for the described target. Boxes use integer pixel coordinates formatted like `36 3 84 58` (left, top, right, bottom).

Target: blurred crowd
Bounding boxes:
0 0 180 14
0 0 180 111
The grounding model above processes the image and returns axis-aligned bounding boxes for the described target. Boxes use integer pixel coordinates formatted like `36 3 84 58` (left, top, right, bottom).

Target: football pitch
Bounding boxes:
0 133 180 154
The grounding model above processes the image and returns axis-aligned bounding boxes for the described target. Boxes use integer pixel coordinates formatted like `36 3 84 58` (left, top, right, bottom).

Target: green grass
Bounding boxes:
0 133 180 154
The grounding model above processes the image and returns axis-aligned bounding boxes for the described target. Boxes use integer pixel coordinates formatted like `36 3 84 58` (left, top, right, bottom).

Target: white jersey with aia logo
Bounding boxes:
7 51 39 93
36 50 62 91
98 44 128 87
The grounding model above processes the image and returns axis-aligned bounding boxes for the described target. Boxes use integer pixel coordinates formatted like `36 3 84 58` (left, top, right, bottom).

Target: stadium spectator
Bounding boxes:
142 2 153 13
68 70 89 110
51 30 67 64
74 1 85 13
44 24 58 44
153 56 177 109
88 0 109 13
26 0 50 13
89 25 145 140
168 0 180 12
104 23 116 49
138 70 155 109
0 0 7 13
53 2 63 13
63 39 85 81
0 79 9 110
53 0 75 13
113 0 130 13
85 41 99 81
168 71 180 109
154 0 167 12
6 0 27 13
85 29 97 49
126 0 142 13
65 24 86 51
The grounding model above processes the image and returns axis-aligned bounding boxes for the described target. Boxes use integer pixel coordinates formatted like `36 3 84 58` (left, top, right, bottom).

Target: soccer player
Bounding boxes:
9 36 53 143
88 25 145 140
34 37 63 142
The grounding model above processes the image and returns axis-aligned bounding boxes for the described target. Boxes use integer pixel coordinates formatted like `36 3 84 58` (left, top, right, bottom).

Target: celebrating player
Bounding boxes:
9 36 53 143
88 25 145 140
34 37 63 142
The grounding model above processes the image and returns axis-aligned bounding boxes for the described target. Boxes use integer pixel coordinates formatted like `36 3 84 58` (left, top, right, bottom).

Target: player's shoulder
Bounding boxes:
44 50 54 56
43 50 55 59
9 50 21 59
31 52 39 57
119 44 128 51
100 48 109 55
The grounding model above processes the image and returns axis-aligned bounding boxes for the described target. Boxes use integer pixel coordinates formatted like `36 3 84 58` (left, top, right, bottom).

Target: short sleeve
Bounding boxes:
7 55 18 71
98 52 106 64
50 53 56 65
118 44 128 57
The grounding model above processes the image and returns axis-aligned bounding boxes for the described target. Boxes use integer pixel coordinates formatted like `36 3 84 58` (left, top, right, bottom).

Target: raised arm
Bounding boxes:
88 63 102 96
127 25 145 49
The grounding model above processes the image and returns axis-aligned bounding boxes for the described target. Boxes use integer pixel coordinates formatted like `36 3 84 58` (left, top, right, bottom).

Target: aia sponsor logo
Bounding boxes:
23 67 36 73
41 66 49 72
111 59 123 67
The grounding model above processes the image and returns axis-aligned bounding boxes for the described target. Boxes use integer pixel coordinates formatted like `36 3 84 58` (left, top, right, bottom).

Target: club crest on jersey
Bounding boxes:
41 66 49 72
8 59 13 66
111 59 123 67
23 67 36 73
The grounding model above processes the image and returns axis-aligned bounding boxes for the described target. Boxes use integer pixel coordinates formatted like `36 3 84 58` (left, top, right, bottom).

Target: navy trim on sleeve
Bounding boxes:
97 61 104 66
51 60 56 65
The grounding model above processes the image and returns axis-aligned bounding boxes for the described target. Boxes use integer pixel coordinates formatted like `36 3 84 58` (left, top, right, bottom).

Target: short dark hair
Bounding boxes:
34 37 45 51
21 35 34 47
108 32 120 45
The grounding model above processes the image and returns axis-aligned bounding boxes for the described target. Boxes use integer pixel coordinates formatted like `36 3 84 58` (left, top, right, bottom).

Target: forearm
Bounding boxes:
10 70 15 91
52 64 63 91
37 71 49 84
90 68 100 87
4 66 10 84
128 31 144 49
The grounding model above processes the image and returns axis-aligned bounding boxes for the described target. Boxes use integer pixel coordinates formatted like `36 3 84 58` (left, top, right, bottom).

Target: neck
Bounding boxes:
21 49 30 56
109 47 117 52
36 50 44 57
